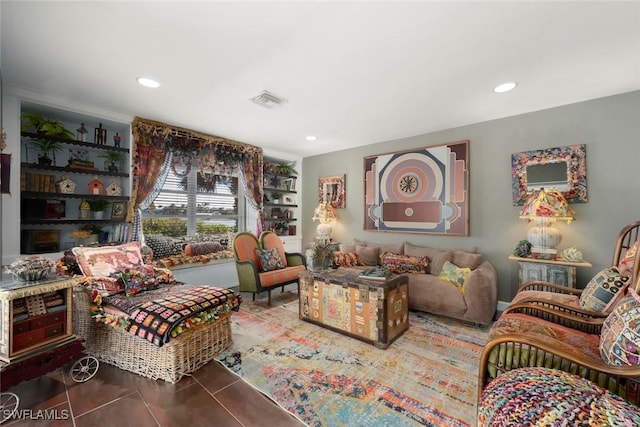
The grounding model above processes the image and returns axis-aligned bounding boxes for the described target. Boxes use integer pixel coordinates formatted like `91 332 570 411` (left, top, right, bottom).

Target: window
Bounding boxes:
141 165 244 238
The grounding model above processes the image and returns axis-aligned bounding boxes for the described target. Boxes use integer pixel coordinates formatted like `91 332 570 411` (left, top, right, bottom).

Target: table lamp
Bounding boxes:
519 187 575 258
312 202 337 243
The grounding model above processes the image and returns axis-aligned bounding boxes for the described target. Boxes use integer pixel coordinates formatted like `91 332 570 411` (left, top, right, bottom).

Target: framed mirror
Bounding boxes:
511 144 587 205
318 174 346 208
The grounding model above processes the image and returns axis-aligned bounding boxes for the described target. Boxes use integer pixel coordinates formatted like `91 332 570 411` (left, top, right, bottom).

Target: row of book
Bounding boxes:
101 223 130 243
21 172 57 193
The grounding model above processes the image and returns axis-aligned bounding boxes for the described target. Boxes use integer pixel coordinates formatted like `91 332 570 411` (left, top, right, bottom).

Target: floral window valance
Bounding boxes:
127 117 264 235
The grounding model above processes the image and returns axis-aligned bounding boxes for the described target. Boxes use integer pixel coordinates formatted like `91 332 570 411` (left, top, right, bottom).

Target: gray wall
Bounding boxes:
301 91 640 303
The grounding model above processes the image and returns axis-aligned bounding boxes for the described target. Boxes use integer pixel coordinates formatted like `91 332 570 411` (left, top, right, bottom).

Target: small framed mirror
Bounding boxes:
511 144 587 205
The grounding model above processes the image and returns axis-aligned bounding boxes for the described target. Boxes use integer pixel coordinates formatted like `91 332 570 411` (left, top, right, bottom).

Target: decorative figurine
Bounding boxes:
113 132 121 148
78 200 91 219
76 123 88 142
106 181 122 196
94 123 107 145
55 175 77 194
88 176 104 195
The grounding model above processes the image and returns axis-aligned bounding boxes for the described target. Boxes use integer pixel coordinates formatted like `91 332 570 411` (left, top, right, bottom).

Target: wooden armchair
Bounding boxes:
478 303 640 406
509 220 640 319
232 231 306 305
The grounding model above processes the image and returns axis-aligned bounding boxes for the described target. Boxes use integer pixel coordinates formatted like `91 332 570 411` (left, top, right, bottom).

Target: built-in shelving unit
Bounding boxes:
263 158 299 237
19 103 131 254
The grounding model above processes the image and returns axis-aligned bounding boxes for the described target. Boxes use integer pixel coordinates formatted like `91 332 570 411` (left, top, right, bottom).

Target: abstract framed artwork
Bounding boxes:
364 140 469 235
511 144 587 205
318 174 346 208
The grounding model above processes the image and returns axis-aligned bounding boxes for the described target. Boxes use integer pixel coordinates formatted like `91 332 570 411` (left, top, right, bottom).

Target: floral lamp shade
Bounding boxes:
519 188 575 258
519 187 575 223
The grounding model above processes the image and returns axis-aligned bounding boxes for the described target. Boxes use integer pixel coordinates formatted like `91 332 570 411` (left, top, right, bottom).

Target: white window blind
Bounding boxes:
142 166 242 235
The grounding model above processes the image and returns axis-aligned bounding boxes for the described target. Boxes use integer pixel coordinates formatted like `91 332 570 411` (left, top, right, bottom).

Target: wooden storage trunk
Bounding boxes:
298 268 408 349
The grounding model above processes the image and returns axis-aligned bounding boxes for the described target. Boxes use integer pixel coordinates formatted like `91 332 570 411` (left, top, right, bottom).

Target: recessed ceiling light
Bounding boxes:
306 135 317 141
137 77 161 88
494 82 517 93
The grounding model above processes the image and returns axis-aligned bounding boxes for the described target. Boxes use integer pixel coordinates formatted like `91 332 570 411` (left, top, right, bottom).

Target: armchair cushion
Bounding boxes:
599 290 640 366
256 248 285 272
488 312 601 361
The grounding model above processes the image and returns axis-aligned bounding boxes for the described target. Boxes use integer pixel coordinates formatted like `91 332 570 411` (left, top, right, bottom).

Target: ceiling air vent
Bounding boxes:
250 90 287 109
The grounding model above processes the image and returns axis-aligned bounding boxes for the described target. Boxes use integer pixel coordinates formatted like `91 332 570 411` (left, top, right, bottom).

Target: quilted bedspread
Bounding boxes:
103 284 241 347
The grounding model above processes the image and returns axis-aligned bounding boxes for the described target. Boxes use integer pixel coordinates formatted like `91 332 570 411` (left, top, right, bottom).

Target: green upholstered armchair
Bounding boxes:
232 231 306 305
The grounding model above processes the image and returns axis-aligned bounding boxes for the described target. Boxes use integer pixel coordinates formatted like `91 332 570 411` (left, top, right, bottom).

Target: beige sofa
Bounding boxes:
341 240 498 326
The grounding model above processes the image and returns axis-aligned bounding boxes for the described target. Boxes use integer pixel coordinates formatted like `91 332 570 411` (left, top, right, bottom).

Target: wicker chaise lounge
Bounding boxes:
73 287 234 383
65 242 241 383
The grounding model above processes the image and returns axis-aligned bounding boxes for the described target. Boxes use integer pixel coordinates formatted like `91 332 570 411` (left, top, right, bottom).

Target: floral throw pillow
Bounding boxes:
333 251 365 267
73 242 144 278
119 265 160 297
256 248 285 272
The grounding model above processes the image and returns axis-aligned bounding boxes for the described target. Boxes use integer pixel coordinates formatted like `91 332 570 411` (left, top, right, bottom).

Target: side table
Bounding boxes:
508 255 593 288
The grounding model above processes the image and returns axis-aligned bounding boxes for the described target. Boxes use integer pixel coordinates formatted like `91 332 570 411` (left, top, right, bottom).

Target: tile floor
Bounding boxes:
2 355 306 427
2 287 306 427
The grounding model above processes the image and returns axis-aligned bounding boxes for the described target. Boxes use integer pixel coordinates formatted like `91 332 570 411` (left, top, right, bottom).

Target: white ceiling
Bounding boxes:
2 1 639 158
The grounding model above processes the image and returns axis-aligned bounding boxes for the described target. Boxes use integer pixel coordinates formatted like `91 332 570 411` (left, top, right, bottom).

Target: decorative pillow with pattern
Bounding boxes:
256 248 285 271
73 242 144 278
184 241 224 256
599 289 640 366
381 252 429 274
437 261 472 291
145 234 183 260
579 267 630 313
333 251 365 267
119 264 160 297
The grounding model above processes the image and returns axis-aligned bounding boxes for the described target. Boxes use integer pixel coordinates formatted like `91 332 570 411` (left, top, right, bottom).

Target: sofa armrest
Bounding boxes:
463 260 498 325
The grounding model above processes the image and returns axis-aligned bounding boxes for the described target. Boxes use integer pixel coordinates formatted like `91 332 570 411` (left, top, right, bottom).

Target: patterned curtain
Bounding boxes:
128 117 264 240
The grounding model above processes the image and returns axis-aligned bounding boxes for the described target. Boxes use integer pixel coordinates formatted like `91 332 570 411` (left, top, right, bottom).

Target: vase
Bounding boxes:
91 211 104 220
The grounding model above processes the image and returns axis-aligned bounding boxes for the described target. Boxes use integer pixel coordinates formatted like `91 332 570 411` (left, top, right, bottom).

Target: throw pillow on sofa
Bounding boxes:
579 267 630 313
381 252 429 274
356 245 380 266
333 251 364 267
599 289 640 366
437 261 472 291
256 248 285 271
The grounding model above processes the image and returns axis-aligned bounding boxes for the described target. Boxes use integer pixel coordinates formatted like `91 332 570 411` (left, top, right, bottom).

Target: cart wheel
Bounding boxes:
0 392 20 424
70 356 99 383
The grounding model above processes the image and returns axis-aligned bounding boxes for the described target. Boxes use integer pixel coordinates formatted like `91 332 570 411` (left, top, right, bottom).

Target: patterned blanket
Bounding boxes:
103 284 241 347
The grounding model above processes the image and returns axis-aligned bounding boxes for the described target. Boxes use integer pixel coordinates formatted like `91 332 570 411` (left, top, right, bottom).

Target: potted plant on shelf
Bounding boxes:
87 199 110 219
276 161 298 176
98 151 123 173
270 192 282 204
21 112 75 139
31 138 63 166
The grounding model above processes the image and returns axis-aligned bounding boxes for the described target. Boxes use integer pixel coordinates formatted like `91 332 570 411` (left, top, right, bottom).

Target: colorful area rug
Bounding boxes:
216 291 490 426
